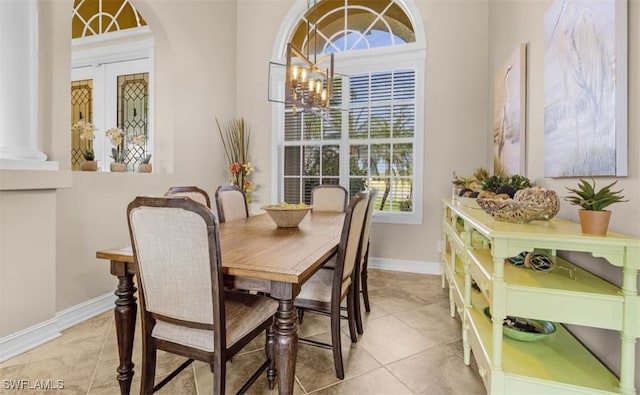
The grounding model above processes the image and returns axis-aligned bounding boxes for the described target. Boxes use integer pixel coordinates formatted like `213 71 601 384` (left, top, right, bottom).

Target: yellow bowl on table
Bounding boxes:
261 204 313 227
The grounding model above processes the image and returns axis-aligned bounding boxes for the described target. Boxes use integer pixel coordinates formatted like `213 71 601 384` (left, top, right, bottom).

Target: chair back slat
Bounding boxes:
311 185 348 212
128 197 223 326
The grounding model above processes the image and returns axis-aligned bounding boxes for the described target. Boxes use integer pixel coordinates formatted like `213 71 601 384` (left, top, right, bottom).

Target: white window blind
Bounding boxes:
279 69 416 215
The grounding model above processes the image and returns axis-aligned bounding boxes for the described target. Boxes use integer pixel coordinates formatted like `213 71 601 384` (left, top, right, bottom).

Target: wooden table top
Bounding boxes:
97 211 345 285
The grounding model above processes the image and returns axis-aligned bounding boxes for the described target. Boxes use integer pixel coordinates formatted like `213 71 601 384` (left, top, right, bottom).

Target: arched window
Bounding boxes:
273 0 425 224
72 0 147 39
290 0 415 54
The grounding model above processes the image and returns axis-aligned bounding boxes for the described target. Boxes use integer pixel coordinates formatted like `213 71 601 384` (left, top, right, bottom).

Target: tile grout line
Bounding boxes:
295 374 309 394
86 314 114 394
381 365 417 394
192 362 200 395
302 339 383 395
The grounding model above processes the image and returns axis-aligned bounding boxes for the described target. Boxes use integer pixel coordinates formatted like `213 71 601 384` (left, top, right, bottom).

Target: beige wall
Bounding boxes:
488 0 640 387
0 190 57 337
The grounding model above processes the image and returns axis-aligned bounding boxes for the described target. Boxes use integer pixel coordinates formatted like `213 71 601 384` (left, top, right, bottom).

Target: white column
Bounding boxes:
0 0 47 163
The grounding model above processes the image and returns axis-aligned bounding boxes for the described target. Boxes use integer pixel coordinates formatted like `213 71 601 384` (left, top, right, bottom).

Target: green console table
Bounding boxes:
441 199 639 394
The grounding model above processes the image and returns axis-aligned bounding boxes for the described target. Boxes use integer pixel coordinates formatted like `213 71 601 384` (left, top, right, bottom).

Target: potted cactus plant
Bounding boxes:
564 178 628 236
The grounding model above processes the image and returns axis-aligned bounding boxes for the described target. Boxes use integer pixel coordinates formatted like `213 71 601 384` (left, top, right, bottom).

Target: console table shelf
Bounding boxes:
441 199 640 395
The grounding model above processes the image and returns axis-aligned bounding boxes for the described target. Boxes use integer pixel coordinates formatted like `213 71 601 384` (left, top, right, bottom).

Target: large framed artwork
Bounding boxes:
494 44 527 176
544 0 628 177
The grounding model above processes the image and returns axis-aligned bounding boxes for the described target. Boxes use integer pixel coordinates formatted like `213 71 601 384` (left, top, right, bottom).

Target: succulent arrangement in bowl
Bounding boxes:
480 174 533 199
453 167 534 200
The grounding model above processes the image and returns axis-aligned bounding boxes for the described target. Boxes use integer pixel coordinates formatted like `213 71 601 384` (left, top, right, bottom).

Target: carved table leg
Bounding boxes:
274 299 298 395
113 266 137 395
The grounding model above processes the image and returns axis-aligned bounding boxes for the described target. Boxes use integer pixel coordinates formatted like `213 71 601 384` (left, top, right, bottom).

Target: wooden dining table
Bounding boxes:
96 211 345 395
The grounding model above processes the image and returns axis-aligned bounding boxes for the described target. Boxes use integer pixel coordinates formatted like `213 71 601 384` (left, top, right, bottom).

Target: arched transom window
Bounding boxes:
290 0 415 55
275 0 425 224
72 0 146 39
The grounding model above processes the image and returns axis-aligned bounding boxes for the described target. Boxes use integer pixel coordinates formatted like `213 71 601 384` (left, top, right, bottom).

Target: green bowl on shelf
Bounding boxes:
483 307 556 342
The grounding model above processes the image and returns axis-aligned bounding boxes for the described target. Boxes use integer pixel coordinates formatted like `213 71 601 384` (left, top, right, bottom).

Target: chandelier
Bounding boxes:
284 0 334 116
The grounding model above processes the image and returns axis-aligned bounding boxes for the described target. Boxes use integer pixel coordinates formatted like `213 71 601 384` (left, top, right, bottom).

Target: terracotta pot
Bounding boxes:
110 162 126 172
79 160 97 171
138 163 152 173
578 209 611 236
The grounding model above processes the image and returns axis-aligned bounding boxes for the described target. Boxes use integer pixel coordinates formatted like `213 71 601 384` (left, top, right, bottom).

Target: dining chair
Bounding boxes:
322 189 378 335
127 196 278 395
353 188 377 334
311 184 348 212
215 185 249 223
294 191 370 380
164 186 211 208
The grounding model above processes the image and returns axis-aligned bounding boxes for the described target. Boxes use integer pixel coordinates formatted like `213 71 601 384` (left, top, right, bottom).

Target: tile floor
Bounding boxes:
0 270 484 394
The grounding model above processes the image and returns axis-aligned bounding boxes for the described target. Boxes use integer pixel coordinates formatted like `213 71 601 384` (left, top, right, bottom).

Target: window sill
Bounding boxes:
0 168 72 191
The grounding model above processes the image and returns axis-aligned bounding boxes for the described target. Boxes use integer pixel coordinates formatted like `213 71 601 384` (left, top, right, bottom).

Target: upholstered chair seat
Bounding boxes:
152 292 277 352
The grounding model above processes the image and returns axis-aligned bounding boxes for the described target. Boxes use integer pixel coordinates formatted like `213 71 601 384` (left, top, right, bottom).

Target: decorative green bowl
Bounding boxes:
483 307 556 342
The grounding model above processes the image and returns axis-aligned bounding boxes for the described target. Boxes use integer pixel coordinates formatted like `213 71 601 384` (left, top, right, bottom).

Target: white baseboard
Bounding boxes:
0 292 115 363
55 292 116 331
368 257 442 275
0 319 61 363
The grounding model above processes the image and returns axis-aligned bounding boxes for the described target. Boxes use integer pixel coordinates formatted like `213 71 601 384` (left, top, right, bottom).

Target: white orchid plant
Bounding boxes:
72 120 96 161
106 127 128 163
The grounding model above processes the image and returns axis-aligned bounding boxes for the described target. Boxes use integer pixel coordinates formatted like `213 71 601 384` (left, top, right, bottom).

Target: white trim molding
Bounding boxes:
0 293 115 363
55 292 116 332
368 257 442 275
0 319 60 364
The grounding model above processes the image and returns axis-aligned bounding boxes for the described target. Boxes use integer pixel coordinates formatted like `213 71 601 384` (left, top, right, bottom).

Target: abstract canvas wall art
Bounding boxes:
494 44 527 176
544 0 628 177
